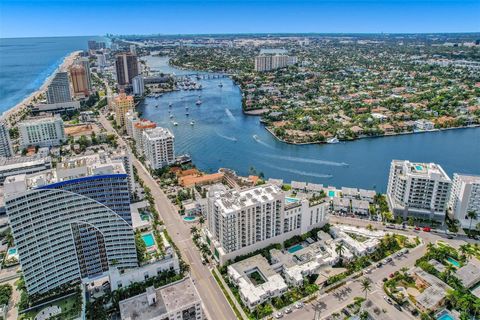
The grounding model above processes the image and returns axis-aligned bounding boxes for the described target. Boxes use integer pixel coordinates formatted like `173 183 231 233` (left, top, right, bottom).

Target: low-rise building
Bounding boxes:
351 199 370 215
410 267 452 312
0 155 52 185
456 257 480 289
109 255 181 291
333 197 351 213
119 277 203 320
228 255 288 310
18 115 65 148
30 101 80 115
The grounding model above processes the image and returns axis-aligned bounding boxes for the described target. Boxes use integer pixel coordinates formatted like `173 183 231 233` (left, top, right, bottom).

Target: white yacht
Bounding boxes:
327 137 339 144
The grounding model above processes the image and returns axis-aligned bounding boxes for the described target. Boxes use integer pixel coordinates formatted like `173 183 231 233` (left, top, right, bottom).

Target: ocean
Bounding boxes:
0 36 106 113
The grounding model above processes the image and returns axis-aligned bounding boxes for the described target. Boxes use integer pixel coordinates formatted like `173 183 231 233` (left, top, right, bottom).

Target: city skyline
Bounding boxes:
0 0 479 38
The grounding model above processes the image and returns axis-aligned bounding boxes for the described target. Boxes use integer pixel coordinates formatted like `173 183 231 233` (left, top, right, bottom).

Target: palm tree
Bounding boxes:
444 263 455 282
467 210 478 233
336 242 345 261
426 242 435 253
190 226 198 235
199 216 205 228
361 277 372 300
459 244 472 260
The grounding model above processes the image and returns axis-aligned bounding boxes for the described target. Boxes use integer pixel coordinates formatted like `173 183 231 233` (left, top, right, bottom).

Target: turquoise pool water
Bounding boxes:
437 312 454 320
285 197 300 204
288 244 304 253
447 257 461 267
183 216 196 221
142 233 155 247
7 248 17 255
328 191 335 197
415 165 424 171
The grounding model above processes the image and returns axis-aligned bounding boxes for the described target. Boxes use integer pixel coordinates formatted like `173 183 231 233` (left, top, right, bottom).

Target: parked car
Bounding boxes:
274 312 283 319
414 226 420 231
394 304 402 311
285 307 292 314
384 296 393 304
423 227 431 232
377 262 383 268
295 302 304 309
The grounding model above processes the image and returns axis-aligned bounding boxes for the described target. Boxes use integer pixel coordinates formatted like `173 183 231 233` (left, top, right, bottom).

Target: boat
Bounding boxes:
190 121 195 125
172 121 178 126
185 106 189 110
155 105 159 108
218 82 223 87
327 137 340 144
196 100 202 105
169 103 172 107
185 112 190 116
169 114 174 118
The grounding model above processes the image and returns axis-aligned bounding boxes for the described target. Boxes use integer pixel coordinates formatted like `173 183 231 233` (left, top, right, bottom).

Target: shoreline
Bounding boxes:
2 50 81 126
265 124 480 145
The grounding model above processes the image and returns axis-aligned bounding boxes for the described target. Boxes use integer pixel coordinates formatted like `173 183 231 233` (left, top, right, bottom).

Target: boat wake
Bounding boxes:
225 108 236 121
215 131 237 142
252 135 275 149
264 154 348 167
262 163 333 179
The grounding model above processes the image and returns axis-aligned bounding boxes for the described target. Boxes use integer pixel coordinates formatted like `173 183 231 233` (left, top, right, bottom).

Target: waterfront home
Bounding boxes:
332 197 351 213
456 258 480 289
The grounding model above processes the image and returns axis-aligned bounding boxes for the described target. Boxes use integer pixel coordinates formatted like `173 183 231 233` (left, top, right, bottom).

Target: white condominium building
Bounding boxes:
142 127 175 170
387 160 452 222
0 120 13 158
125 111 139 138
254 54 297 72
449 173 480 229
18 115 65 148
206 184 329 265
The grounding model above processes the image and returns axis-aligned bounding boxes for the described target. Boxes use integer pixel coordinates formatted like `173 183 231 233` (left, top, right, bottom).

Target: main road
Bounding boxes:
99 114 237 320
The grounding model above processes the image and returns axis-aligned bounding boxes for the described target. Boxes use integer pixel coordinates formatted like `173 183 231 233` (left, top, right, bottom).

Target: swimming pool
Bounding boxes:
447 257 461 267
142 233 155 247
436 310 455 320
288 244 304 253
285 197 300 204
183 216 197 221
328 191 336 197
415 165 424 171
7 248 17 255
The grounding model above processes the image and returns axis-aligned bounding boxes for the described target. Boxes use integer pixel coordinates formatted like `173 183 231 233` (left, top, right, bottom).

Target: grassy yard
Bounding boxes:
19 294 81 320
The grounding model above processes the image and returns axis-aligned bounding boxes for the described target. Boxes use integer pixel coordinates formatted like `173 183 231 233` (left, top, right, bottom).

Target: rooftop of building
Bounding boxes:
453 173 480 184
0 155 51 171
393 160 451 181
3 153 126 196
119 277 200 320
18 115 63 125
143 127 174 140
212 184 282 214
133 119 156 129
456 257 480 289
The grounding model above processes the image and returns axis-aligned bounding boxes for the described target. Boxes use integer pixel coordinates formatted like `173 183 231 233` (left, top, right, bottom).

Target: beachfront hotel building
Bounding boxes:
46 72 72 104
115 53 139 86
4 156 137 294
448 173 480 229
0 120 13 158
133 119 157 152
205 184 329 265
70 64 89 97
79 57 92 90
142 127 175 170
113 92 134 128
18 115 65 148
387 160 452 222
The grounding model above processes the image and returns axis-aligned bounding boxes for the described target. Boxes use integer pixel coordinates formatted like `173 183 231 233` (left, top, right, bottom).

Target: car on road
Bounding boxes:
387 224 396 229
384 296 393 304
423 227 431 232
385 257 393 263
414 226 420 231
285 307 292 314
274 312 283 318
295 302 304 309
376 262 383 268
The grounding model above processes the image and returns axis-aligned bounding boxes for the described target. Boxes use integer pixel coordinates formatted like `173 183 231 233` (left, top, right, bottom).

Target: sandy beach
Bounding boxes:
1 50 81 126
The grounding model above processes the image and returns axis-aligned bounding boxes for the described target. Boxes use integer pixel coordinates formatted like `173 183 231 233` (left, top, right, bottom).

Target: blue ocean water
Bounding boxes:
0 36 106 113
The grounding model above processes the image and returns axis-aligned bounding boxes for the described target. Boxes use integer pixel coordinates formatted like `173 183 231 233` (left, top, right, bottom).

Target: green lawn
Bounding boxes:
20 294 81 320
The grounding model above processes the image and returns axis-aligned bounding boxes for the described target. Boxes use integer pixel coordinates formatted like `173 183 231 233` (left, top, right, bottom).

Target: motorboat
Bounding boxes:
327 137 340 144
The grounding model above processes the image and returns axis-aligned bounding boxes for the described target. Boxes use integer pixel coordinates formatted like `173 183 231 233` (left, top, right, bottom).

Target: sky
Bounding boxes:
0 0 479 38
